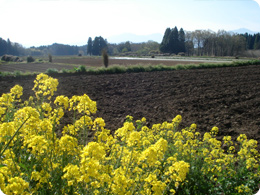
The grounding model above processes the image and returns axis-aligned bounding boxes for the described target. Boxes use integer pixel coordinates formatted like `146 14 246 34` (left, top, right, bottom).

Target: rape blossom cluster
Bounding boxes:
0 73 259 194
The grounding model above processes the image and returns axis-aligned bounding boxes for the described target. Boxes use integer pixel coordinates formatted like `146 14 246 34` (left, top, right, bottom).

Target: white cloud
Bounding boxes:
253 0 260 7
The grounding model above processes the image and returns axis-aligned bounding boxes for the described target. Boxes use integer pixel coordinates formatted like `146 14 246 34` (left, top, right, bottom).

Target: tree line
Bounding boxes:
242 33 260 50
87 37 159 56
1 29 260 58
160 26 260 56
34 43 81 56
108 40 160 56
0 38 25 56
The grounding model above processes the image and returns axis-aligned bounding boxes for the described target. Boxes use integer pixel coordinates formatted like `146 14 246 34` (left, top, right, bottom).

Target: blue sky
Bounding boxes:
0 0 259 47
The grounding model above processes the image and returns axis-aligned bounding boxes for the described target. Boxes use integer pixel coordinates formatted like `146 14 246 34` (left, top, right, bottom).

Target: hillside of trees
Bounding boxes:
0 38 85 57
30 44 85 56
107 40 160 56
1 28 260 58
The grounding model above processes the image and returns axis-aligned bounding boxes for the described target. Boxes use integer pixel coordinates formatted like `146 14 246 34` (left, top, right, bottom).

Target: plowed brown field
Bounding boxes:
0 64 259 148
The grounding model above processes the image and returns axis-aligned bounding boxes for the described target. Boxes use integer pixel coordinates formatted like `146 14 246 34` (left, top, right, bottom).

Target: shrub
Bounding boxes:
61 69 70 73
76 65 87 73
14 70 22 76
178 52 185 56
0 74 259 194
102 49 109 68
46 68 59 74
105 66 126 74
126 65 146 73
27 56 35 63
48 54 52 63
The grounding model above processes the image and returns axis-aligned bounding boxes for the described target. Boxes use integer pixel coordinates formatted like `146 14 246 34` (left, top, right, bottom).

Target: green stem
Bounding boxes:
9 149 19 173
131 170 144 195
106 145 124 194
126 148 134 175
114 146 124 169
83 103 89 145
0 116 30 158
83 103 87 145
50 111 58 172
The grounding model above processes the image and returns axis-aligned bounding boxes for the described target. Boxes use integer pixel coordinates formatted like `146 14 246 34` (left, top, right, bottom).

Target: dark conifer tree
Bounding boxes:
160 26 186 54
160 28 171 53
254 33 260 50
169 26 179 54
99 37 108 53
0 38 8 56
92 36 108 56
7 38 12 54
0 38 22 56
249 34 255 49
125 41 131 52
178 28 186 53
87 37 93 55
92 37 100 55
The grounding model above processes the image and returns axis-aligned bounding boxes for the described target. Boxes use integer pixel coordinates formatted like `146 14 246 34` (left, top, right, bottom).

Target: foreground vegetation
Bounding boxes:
0 59 260 77
0 74 259 194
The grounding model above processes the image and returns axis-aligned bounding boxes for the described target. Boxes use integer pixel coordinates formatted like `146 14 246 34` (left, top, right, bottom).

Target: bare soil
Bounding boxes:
0 63 77 73
0 65 259 149
52 57 215 67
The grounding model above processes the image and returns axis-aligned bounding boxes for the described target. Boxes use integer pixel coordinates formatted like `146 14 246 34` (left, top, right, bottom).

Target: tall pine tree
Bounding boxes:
87 37 93 55
178 28 186 53
7 38 12 54
92 37 100 55
254 33 260 50
160 26 185 54
0 38 8 56
160 28 171 53
169 26 179 54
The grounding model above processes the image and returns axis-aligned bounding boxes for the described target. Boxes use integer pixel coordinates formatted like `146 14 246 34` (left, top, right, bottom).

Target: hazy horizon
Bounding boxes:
1 0 260 47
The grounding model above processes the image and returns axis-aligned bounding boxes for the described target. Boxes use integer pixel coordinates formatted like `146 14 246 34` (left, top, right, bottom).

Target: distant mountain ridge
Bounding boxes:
229 28 258 35
107 33 163 44
107 28 259 45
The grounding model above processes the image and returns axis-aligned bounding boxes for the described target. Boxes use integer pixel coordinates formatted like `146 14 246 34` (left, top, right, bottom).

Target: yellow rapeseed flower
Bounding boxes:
62 164 80 186
26 135 48 155
3 176 29 195
165 161 190 182
69 94 97 115
127 131 141 148
210 126 219 136
0 122 15 143
54 95 69 109
93 117 106 131
172 115 182 124
81 142 106 160
10 85 23 99
33 73 58 100
237 134 247 143
59 135 79 155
